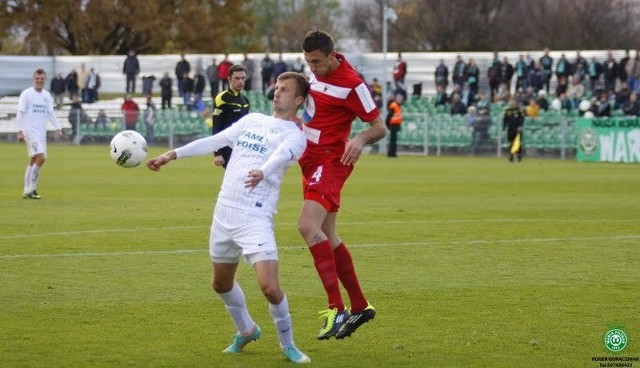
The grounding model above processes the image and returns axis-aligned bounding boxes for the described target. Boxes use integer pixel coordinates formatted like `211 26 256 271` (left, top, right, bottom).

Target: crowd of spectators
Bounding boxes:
429 49 640 121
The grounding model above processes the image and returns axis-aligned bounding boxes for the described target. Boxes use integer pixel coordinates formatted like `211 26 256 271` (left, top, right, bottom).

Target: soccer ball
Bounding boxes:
109 130 148 168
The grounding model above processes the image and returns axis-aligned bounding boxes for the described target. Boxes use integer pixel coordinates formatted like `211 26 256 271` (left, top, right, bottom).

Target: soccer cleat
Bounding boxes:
23 190 41 199
222 325 262 353
335 304 376 339
282 344 311 364
317 308 349 340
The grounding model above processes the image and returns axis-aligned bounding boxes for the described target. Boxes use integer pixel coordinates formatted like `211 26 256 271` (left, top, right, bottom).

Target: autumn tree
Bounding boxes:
0 0 259 55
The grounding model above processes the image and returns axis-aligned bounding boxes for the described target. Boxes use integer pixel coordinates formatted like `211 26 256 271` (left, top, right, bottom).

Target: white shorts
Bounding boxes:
24 130 46 157
209 204 278 265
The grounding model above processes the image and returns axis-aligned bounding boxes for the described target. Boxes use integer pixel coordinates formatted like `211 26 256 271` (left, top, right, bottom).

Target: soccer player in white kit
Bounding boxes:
17 69 64 199
147 72 311 364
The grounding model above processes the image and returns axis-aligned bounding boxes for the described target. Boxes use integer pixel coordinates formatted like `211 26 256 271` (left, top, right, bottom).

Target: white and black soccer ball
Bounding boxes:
109 130 148 168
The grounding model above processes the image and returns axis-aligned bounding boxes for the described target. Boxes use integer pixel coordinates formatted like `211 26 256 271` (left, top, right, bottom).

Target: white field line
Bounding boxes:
0 234 638 259
1 218 638 241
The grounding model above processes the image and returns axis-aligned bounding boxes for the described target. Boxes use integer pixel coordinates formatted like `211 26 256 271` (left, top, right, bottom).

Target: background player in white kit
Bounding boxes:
17 69 63 199
146 72 311 364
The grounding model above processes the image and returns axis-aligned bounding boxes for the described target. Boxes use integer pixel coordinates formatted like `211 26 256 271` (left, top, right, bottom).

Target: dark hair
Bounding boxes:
302 30 334 56
277 71 310 99
33 69 46 77
229 64 246 76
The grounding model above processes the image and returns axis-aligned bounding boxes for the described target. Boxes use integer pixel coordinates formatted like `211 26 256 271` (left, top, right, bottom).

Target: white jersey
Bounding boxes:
17 87 60 135
175 112 307 217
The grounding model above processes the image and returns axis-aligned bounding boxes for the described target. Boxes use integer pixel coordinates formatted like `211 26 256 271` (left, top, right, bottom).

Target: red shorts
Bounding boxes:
300 156 354 212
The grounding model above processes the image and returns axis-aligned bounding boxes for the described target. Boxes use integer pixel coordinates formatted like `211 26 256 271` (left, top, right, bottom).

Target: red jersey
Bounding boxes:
301 53 379 159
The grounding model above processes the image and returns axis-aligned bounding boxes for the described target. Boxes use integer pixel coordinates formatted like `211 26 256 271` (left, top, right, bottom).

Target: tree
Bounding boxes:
0 0 258 55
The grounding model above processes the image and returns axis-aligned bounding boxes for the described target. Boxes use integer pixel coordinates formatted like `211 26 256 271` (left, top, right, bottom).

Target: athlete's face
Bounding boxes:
304 50 337 77
229 71 246 93
273 78 302 114
33 73 46 92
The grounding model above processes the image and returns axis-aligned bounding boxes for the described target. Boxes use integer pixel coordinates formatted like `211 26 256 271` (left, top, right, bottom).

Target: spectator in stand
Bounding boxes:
619 50 630 85
488 52 502 101
556 53 571 85
77 63 89 103
218 54 234 91
144 95 157 145
539 48 554 94
622 92 640 116
566 74 585 111
121 94 140 130
587 57 603 93
593 92 611 117
616 81 632 108
273 53 289 81
493 82 511 104
182 72 194 111
525 97 539 118
465 59 480 95
501 57 514 93
68 95 91 141
460 83 476 107
175 53 191 97
603 51 619 92
434 84 448 106
555 75 568 97
242 53 256 91
452 55 466 91
475 91 491 114
434 58 449 90
95 109 108 130
123 50 140 94
536 90 549 111
514 54 529 92
369 78 383 108
159 72 173 110
142 75 156 96
50 72 66 109
450 93 467 115
206 58 219 99
261 52 275 95
625 50 640 94
86 68 99 103
291 56 305 74
194 70 206 102
66 69 79 100
393 52 408 91
573 51 588 83
527 61 545 94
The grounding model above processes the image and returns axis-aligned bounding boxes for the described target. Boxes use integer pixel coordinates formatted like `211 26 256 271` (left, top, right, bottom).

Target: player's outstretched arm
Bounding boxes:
147 150 177 171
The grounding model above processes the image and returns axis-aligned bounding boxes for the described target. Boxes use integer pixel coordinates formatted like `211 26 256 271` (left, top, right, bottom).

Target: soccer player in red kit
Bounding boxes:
298 30 387 340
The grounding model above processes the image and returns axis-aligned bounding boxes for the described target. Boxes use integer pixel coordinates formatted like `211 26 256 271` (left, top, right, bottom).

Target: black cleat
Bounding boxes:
335 304 376 339
23 190 41 199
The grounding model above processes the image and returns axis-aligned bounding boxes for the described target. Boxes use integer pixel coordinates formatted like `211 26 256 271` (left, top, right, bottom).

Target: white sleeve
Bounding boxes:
17 91 27 131
259 131 307 178
45 92 60 130
175 118 246 159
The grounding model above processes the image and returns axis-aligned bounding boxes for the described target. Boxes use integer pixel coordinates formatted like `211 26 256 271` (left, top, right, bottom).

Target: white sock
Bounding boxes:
217 282 255 335
24 165 33 194
30 164 40 192
270 294 294 348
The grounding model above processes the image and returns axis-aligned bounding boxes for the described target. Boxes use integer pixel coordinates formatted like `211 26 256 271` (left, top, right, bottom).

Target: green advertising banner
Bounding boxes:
576 117 640 163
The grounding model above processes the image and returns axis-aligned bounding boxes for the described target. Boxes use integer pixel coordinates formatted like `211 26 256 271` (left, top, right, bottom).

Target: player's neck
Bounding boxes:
273 111 296 121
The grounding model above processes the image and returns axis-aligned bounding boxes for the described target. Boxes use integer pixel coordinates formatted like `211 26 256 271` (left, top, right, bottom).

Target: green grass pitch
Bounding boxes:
1 142 638 367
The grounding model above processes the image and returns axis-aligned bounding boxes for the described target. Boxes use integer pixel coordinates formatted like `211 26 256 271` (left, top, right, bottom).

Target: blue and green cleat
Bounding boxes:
222 325 262 353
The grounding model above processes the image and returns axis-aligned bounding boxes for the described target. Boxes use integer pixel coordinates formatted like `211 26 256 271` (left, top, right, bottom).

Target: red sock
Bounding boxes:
334 243 367 312
309 240 345 311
